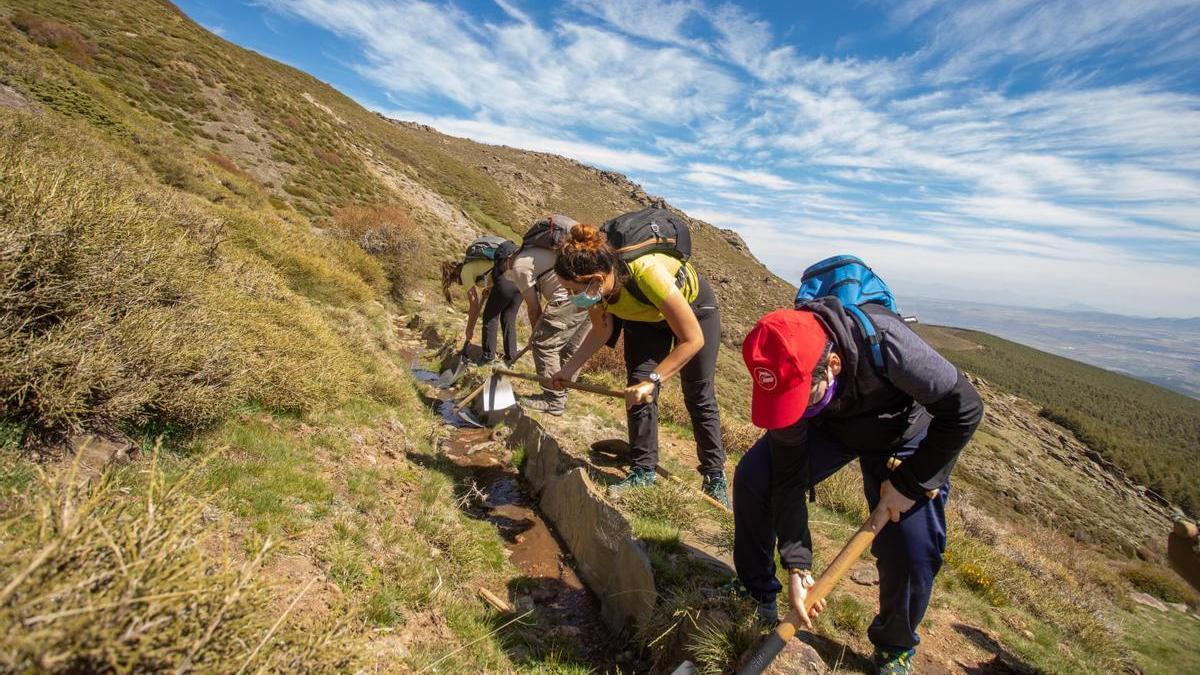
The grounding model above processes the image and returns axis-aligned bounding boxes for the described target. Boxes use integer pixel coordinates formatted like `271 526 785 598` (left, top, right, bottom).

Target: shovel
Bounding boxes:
736 479 941 675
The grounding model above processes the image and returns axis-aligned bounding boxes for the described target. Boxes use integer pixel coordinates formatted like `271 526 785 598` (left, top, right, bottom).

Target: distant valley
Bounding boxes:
906 297 1200 399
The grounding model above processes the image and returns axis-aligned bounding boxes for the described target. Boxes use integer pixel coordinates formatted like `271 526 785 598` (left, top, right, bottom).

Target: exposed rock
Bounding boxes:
762 639 830 674
1167 602 1188 613
851 564 880 586
720 228 752 256
506 411 657 632
1130 592 1169 612
68 433 134 481
0 83 32 111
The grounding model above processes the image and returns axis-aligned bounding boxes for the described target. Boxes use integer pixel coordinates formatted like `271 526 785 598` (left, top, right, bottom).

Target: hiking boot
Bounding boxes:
518 394 564 416
608 467 656 496
702 472 730 508
875 647 916 675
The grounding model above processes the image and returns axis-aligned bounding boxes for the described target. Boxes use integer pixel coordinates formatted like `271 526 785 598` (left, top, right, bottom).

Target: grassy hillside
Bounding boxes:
917 325 1200 515
1 0 1197 672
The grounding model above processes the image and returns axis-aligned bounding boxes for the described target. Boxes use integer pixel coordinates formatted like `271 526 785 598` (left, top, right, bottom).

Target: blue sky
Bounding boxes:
178 0 1200 317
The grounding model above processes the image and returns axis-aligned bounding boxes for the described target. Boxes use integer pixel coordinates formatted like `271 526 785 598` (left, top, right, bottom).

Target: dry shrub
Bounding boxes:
0 451 360 672
0 111 363 442
944 504 1127 668
11 13 96 65
328 204 425 298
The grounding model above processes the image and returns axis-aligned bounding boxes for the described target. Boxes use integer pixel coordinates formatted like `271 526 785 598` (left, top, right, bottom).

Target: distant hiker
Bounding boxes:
733 256 983 675
501 214 590 416
449 236 520 365
548 207 729 506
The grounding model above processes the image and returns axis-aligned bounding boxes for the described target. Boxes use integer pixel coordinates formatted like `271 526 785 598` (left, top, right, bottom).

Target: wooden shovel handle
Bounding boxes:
737 503 891 675
492 368 625 399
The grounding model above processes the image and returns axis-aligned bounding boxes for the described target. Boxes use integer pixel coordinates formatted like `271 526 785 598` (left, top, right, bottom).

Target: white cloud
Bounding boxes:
388 111 674 173
252 0 1200 315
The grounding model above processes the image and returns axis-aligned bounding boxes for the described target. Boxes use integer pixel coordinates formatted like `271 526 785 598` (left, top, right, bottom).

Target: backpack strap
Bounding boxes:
622 263 689 308
845 304 886 373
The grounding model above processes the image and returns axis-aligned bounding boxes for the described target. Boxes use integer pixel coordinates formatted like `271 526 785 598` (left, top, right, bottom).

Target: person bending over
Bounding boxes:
549 224 729 506
734 301 982 674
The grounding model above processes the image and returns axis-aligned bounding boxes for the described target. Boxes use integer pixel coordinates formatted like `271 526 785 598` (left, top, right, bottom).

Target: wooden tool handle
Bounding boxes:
737 503 890 675
492 368 625 399
452 379 489 413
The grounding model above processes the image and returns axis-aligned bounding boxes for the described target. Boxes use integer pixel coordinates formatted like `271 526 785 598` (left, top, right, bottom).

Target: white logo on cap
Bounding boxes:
754 367 778 391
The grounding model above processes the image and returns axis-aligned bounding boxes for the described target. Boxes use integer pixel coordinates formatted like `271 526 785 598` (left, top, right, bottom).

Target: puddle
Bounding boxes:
412 363 619 669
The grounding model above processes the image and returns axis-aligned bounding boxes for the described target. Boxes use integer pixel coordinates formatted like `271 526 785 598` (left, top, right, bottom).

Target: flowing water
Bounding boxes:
411 363 621 670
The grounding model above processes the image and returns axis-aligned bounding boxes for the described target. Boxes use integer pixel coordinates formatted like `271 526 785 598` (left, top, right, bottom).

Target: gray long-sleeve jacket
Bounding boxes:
769 298 984 570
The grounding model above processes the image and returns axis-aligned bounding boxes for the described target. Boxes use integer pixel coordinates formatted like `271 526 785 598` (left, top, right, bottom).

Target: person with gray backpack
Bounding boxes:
502 214 590 416
447 236 520 365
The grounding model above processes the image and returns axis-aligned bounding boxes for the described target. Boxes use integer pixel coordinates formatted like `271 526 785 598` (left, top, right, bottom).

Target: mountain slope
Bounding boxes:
1 1 1197 673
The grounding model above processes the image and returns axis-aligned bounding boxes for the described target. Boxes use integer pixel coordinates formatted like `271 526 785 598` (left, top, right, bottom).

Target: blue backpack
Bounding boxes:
795 255 899 372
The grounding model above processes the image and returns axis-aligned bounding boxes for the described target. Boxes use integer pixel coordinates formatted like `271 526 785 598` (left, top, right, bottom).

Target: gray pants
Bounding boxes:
531 298 590 409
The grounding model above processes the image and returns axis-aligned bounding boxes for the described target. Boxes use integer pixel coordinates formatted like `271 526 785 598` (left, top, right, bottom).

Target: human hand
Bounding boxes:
548 370 573 391
879 480 916 523
624 380 657 408
787 569 824 630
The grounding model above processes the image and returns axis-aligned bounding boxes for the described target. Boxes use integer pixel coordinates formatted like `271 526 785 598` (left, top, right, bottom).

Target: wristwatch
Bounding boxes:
647 372 662 401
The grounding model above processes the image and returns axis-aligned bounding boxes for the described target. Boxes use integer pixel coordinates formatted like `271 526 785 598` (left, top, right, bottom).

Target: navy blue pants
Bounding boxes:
732 428 948 650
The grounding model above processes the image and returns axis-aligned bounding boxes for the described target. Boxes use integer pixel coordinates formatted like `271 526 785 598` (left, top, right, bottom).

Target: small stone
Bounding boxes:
1130 592 1169 612
1021 629 1035 640
1167 602 1188 613
851 565 880 586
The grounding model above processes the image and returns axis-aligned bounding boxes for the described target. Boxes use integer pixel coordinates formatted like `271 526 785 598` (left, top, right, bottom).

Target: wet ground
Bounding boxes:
412 363 621 671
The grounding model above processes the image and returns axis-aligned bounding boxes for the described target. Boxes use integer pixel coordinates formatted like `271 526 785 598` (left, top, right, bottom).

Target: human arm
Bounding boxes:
462 285 484 352
624 287 704 406
875 314 985 501
521 287 542 329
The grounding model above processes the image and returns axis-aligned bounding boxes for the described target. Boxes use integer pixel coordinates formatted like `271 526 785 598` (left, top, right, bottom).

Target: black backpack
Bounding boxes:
600 207 693 306
601 207 692 262
520 214 578 251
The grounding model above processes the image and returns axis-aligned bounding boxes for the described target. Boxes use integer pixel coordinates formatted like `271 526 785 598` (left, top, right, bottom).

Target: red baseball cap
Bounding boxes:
742 309 830 429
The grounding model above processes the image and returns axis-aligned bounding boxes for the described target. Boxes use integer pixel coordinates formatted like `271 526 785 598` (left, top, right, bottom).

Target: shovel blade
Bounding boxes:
481 373 517 413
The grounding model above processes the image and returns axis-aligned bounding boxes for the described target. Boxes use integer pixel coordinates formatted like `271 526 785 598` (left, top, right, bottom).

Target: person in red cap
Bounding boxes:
734 300 983 675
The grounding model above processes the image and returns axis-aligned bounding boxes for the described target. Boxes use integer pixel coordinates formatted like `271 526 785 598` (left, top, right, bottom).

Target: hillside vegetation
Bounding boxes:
917 325 1200 515
1 0 1197 673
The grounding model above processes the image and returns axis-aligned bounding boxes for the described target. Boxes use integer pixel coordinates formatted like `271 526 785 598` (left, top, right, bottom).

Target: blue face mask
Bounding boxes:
570 281 603 309
802 372 837 419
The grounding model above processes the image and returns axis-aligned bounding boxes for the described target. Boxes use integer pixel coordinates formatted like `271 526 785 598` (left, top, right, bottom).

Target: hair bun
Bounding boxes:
564 224 605 253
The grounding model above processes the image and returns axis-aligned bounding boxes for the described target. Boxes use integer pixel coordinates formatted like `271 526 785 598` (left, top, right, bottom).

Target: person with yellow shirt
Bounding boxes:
548 215 728 505
445 237 521 365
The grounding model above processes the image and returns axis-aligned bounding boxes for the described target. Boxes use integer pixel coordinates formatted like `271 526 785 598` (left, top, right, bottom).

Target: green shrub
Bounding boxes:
1121 561 1200 606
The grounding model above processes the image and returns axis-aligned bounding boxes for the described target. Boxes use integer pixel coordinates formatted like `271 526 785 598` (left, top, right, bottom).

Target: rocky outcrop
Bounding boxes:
505 412 657 632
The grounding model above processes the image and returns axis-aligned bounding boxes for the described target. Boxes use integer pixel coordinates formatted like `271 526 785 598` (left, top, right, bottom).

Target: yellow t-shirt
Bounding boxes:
603 254 699 323
459 259 494 289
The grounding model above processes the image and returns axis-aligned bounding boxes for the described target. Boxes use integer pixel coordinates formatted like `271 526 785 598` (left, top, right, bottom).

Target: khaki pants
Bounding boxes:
531 298 589 409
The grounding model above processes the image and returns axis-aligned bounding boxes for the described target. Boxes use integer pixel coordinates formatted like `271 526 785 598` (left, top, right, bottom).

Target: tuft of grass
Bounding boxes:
815 463 869 522
0 450 359 673
818 593 873 635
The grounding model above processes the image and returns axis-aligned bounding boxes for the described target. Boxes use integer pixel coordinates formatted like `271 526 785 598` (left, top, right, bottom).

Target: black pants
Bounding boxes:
733 427 948 650
623 276 726 478
482 275 521 362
